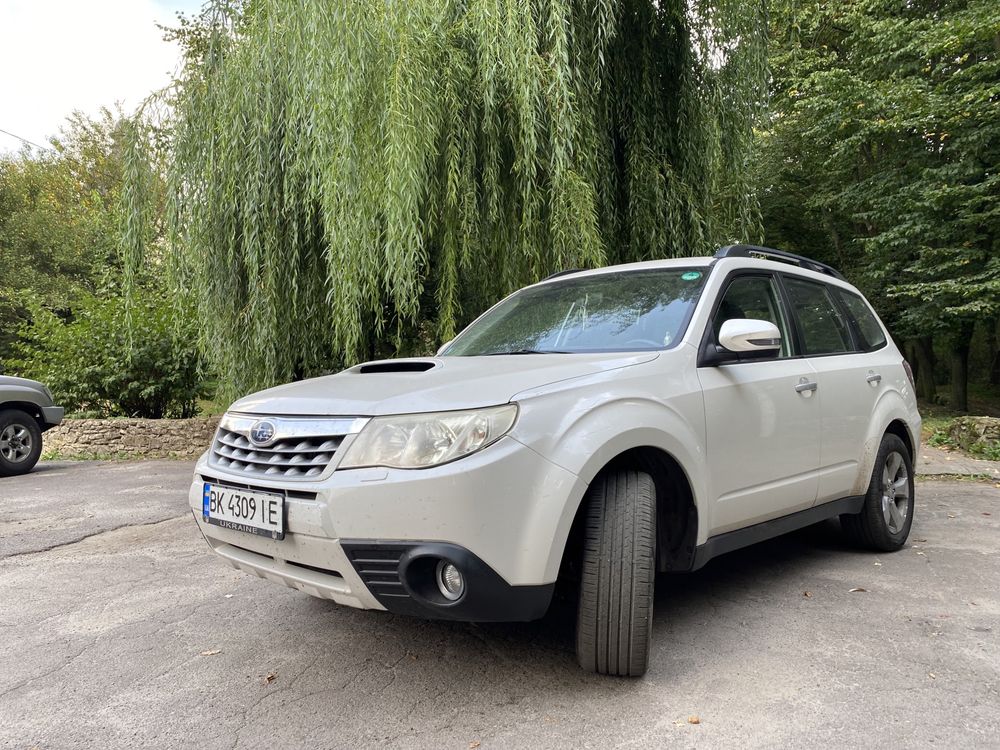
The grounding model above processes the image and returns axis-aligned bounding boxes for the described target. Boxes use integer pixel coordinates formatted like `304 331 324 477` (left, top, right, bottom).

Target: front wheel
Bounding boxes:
841 433 914 551
0 409 43 477
575 470 656 677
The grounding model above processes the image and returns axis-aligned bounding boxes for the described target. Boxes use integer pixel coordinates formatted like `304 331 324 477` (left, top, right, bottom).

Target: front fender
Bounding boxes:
1 385 50 409
511 380 710 567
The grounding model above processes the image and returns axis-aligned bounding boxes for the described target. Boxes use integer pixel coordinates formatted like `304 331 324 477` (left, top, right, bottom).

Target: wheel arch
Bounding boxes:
885 418 915 460
0 401 46 429
851 387 921 495
558 444 700 580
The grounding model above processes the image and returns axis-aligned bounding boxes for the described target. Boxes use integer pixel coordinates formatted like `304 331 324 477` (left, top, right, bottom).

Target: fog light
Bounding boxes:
436 560 464 601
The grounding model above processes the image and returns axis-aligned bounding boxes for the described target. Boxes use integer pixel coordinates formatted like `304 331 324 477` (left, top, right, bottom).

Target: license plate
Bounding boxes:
202 483 285 540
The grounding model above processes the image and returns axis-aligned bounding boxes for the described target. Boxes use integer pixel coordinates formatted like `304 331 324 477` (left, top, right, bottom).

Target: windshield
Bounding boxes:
443 268 708 356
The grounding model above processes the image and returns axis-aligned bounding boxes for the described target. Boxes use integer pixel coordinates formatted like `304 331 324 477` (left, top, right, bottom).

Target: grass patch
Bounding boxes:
42 449 136 462
41 450 194 461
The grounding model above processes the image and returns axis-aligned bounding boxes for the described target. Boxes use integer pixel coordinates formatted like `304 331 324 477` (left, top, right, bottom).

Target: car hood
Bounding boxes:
0 375 45 390
229 352 659 417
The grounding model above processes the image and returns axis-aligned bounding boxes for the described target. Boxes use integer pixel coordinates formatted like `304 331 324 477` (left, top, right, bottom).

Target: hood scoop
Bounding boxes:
356 360 437 374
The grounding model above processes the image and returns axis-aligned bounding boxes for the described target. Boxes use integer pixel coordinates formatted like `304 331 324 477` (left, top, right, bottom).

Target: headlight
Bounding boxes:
338 404 518 470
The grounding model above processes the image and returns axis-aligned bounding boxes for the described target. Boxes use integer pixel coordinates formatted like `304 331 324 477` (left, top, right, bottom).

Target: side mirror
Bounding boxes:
436 339 454 356
718 319 781 353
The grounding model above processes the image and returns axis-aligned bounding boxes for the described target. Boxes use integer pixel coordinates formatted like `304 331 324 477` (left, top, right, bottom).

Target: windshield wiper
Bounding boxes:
482 348 570 355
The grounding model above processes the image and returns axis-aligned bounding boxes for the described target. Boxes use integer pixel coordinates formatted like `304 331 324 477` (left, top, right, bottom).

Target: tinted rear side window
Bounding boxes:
783 277 852 356
836 290 887 351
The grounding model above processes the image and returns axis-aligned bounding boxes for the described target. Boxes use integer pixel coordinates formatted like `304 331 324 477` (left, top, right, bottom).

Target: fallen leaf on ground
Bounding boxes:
200 649 221 656
983 512 991 516
849 587 867 593
469 741 481 749
928 672 936 679
224 594 234 599
916 551 926 556
688 716 701 725
947 514 956 518
874 560 882 567
262 671 277 685
914 538 927 542
803 591 812 598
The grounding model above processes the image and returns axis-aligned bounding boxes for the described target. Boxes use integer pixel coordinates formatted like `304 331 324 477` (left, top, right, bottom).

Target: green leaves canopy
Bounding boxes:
146 0 767 397
759 0 1000 337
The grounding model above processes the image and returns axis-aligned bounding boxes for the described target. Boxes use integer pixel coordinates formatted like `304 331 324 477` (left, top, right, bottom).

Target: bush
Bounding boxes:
6 289 204 418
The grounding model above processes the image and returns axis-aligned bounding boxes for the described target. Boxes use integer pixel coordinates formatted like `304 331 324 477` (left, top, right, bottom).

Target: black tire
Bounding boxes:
840 433 914 552
0 408 43 477
576 470 656 677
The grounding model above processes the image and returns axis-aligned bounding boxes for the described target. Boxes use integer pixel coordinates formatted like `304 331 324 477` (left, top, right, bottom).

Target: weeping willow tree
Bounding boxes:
125 0 767 398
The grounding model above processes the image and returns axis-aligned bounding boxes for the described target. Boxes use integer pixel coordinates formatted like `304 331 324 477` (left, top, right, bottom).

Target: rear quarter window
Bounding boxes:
835 290 888 352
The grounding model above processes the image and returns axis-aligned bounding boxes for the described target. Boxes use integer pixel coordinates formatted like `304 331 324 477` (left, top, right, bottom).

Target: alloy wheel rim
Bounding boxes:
880 451 910 534
0 423 32 463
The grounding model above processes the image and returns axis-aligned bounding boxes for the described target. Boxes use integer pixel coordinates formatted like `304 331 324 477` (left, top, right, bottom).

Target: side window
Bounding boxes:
784 277 852 355
712 275 792 357
835 290 887 351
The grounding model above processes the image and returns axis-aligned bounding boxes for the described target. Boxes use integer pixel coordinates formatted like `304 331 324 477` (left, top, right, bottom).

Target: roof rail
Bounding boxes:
542 268 585 281
714 244 845 280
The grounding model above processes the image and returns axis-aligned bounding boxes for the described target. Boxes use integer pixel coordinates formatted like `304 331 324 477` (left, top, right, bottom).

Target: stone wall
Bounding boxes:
43 417 221 459
948 416 1000 457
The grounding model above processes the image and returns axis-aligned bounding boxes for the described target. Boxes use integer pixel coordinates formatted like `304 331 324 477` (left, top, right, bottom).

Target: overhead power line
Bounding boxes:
0 127 52 151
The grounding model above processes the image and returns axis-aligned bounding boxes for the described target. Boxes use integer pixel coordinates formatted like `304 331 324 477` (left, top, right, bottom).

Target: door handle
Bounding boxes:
795 379 818 393
866 371 882 384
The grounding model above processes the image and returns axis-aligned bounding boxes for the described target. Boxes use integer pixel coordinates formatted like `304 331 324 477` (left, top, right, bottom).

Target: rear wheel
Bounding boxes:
841 433 914 551
0 409 43 477
575 470 656 677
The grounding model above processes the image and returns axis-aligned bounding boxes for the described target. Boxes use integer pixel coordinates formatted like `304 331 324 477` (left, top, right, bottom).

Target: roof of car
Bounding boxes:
535 256 715 285
535 245 851 289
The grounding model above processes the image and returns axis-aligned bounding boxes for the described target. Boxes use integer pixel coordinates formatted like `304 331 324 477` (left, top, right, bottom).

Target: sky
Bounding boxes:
0 0 203 153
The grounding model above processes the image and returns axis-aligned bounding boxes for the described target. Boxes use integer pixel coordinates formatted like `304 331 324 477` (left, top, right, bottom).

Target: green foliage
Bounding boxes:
7 286 203 418
758 0 1000 337
128 0 769 398
0 109 131 356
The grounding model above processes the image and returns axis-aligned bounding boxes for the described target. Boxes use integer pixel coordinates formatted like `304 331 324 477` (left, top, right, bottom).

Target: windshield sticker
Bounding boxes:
681 271 702 281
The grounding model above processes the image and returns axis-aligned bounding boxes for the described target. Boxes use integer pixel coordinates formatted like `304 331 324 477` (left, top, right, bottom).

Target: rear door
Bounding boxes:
697 273 822 535
780 276 880 503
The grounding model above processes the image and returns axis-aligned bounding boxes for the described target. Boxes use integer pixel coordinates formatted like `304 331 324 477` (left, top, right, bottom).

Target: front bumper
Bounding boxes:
341 541 554 621
189 435 585 621
40 405 64 429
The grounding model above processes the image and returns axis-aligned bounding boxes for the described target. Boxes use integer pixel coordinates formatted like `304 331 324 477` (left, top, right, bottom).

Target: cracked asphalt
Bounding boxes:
1 462 998 749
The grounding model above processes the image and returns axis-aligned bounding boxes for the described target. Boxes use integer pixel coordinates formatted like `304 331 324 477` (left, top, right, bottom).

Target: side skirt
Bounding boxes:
691 495 865 571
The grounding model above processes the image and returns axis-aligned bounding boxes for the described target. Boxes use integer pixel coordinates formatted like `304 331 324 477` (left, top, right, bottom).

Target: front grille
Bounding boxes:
209 426 345 479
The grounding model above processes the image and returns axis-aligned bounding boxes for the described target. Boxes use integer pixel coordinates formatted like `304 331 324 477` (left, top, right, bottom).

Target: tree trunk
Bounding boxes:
989 317 1000 387
912 336 937 402
949 322 975 413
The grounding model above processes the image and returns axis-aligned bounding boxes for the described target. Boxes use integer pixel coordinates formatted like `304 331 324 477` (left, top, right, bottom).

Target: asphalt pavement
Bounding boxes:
1 461 998 749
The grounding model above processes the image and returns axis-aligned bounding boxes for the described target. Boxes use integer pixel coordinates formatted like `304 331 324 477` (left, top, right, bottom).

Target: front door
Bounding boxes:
697 274 822 535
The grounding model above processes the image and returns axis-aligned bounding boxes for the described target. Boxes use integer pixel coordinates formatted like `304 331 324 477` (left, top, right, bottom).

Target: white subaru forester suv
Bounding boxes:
190 245 921 677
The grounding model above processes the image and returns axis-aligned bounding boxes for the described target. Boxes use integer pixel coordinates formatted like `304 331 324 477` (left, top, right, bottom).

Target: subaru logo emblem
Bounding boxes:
249 420 276 446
